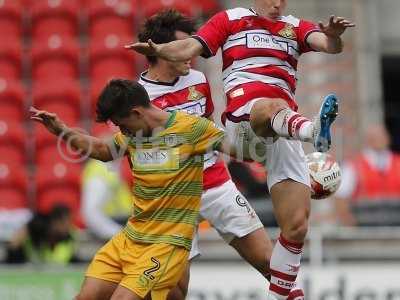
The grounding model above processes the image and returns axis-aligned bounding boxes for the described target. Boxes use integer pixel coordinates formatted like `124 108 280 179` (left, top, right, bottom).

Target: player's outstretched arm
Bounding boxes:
215 136 240 161
307 15 355 54
30 107 114 162
125 37 203 62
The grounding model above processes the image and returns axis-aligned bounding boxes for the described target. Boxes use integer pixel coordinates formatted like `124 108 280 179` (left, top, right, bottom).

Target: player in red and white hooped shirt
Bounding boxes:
127 2 355 300
136 10 279 300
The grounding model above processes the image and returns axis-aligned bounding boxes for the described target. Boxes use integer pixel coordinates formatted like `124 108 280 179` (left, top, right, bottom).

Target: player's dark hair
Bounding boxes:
138 9 196 64
96 79 151 123
49 204 71 222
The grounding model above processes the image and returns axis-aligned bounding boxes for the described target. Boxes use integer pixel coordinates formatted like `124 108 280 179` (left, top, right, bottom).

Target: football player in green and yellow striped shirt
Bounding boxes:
30 79 232 300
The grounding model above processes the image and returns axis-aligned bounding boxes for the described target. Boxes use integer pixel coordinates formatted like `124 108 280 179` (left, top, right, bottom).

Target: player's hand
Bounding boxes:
124 39 162 57
319 15 355 38
30 106 67 136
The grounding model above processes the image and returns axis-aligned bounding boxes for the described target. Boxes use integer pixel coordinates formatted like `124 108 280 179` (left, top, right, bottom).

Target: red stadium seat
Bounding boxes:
89 79 106 115
0 0 22 38
0 38 23 80
36 143 88 166
0 163 28 209
17 0 32 7
88 0 135 39
0 121 26 165
0 79 26 122
91 122 118 137
141 0 197 18
32 80 81 124
31 0 79 40
34 123 89 165
31 35 80 81
89 35 136 84
35 161 83 226
196 0 220 15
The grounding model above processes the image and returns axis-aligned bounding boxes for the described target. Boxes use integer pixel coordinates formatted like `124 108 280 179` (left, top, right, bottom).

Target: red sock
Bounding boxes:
287 287 305 300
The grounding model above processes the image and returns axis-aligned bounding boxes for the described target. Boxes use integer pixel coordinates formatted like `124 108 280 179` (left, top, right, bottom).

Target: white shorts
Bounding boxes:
189 179 264 260
225 99 310 190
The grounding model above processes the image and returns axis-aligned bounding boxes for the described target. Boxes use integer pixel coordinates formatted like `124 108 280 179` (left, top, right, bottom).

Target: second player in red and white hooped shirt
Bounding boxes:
128 2 354 299
139 68 230 190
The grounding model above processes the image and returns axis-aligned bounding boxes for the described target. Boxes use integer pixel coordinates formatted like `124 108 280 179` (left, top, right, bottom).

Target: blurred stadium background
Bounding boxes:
1 0 400 299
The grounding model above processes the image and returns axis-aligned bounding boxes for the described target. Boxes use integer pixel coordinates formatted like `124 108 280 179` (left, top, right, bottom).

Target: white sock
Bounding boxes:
268 234 303 300
271 108 313 142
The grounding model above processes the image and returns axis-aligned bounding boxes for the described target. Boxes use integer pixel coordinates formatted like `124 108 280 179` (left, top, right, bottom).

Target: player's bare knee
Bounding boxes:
110 292 136 300
74 293 90 300
167 286 187 300
256 99 288 117
284 213 309 242
250 99 289 136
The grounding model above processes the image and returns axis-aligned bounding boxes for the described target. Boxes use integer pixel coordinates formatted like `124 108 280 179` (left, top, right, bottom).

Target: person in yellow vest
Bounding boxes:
82 158 132 240
334 124 400 226
6 204 78 265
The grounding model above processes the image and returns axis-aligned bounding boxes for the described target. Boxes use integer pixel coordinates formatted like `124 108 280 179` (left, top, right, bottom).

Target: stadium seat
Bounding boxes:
88 0 135 39
32 79 81 125
31 35 80 81
91 122 119 137
31 0 79 40
89 35 137 84
0 0 22 39
35 161 83 226
196 0 220 15
0 121 26 165
89 79 106 116
0 38 22 80
0 79 26 122
36 143 87 166
0 163 28 209
34 121 88 165
141 0 197 18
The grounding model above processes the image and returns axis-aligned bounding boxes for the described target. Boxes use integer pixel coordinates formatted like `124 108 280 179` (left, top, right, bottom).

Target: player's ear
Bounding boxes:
130 107 143 119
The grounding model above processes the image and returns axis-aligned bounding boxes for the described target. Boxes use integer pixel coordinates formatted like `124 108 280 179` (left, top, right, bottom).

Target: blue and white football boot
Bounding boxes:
313 94 339 152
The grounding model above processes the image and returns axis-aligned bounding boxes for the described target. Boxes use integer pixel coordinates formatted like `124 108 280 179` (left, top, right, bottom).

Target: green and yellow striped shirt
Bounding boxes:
114 111 225 250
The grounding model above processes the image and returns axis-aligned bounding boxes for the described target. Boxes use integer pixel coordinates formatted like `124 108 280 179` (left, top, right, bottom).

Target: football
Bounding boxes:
306 152 342 200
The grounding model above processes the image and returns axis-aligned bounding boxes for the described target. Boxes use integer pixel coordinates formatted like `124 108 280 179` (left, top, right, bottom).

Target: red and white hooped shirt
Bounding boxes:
193 7 320 122
139 69 231 190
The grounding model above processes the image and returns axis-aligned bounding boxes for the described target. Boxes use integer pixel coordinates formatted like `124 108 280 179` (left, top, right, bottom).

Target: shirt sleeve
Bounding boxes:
193 11 231 58
203 81 215 118
192 117 225 154
297 19 321 53
113 132 129 157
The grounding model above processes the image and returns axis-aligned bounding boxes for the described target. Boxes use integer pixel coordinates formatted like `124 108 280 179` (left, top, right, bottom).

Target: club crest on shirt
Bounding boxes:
164 134 179 147
278 24 297 40
187 86 204 101
158 98 169 108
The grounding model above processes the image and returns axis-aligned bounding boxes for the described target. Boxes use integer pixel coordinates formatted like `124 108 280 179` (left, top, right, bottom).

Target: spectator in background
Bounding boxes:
334 124 400 226
228 160 269 199
5 204 79 264
81 157 132 240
